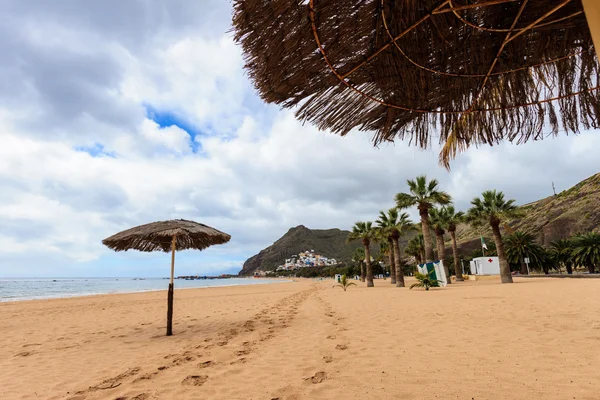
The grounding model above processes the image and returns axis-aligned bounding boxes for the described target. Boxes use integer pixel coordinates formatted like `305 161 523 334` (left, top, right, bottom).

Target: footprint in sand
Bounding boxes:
198 361 215 368
22 343 41 348
182 375 208 386
323 356 333 363
14 351 32 357
235 348 252 356
217 341 228 346
326 335 336 340
133 372 158 383
172 355 196 365
131 393 152 400
260 334 274 342
307 371 327 384
81 367 140 394
335 344 348 351
115 393 151 400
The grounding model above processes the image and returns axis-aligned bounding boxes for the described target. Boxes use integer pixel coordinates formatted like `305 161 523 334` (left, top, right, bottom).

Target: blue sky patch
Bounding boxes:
145 105 203 152
74 143 116 158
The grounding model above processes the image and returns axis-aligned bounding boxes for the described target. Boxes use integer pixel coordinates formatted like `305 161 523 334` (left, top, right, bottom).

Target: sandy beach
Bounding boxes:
1 277 599 400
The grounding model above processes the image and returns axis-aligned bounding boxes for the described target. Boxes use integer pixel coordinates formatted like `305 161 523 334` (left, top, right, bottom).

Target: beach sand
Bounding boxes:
1 277 599 400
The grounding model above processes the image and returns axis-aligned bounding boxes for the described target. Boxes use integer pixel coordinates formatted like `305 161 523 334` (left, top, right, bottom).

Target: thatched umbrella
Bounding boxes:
102 219 231 336
233 0 600 167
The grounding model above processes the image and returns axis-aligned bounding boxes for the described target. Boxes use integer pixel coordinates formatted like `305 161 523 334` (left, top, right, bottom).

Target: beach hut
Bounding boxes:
102 219 231 336
417 260 448 287
233 1 600 167
470 257 501 275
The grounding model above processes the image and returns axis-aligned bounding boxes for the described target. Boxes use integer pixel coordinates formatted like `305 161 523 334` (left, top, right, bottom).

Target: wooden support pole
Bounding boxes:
166 235 176 336
583 0 600 56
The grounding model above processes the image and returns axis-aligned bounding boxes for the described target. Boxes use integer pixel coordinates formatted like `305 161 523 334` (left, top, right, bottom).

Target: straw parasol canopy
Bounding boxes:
102 219 231 336
233 0 600 167
102 219 231 253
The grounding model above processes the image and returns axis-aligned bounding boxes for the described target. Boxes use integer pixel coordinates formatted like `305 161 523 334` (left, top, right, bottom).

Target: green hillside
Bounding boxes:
455 172 600 253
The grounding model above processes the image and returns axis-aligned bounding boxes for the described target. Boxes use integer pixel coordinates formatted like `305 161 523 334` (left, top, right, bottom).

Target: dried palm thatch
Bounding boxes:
102 219 231 336
233 0 600 167
102 219 231 253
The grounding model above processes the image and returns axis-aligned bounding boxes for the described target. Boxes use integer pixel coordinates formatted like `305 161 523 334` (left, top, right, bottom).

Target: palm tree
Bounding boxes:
376 209 398 284
465 190 523 283
549 239 574 274
333 275 357 291
391 211 415 288
429 206 451 283
409 271 440 291
571 232 600 274
446 206 465 281
395 176 451 263
348 221 377 287
351 247 366 281
378 240 393 280
504 232 547 274
406 234 425 265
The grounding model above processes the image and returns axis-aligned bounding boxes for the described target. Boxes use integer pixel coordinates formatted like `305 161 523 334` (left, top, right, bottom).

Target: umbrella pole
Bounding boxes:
166 235 176 336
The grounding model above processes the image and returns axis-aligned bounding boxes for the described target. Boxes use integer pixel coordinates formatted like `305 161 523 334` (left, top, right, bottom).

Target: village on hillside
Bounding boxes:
254 250 339 276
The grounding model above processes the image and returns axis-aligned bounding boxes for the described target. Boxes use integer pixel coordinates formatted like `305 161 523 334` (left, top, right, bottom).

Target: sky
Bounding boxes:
1 1 599 278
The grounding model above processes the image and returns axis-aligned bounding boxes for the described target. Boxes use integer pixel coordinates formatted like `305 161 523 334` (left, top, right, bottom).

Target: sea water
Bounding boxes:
0 277 285 302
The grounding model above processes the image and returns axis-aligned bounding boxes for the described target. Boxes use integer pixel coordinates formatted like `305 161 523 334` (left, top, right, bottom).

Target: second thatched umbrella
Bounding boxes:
102 219 231 336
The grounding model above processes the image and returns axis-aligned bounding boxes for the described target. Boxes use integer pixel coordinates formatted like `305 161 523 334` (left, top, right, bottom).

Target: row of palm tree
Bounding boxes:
349 175 525 285
505 232 600 274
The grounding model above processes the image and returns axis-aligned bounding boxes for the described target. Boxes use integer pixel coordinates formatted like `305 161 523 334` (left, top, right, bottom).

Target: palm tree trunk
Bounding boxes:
361 263 365 282
435 232 451 284
360 261 365 282
566 263 573 274
420 208 435 262
365 245 374 287
450 230 463 281
419 250 425 265
393 237 405 287
491 222 513 283
588 264 596 274
389 239 396 284
520 259 528 275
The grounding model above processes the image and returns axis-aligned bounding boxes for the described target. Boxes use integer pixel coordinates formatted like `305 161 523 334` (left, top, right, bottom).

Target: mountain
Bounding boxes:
455 172 600 254
239 225 391 276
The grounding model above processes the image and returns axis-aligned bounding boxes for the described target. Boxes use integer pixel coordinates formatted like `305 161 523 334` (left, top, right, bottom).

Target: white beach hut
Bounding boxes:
470 257 501 275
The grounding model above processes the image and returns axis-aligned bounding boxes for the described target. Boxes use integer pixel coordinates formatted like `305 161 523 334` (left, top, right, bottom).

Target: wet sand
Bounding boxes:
1 277 598 399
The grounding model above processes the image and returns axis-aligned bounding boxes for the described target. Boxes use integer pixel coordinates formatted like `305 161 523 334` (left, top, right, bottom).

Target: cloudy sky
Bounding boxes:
1 1 599 278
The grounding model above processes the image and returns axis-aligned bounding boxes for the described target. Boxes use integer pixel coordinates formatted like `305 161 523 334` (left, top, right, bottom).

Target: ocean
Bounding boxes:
0 277 285 302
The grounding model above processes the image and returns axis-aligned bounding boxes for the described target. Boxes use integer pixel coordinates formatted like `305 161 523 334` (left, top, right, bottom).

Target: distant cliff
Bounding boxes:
239 225 369 276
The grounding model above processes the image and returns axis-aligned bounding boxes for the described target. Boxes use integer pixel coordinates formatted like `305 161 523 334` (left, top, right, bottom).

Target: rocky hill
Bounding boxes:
455 172 600 253
239 225 394 276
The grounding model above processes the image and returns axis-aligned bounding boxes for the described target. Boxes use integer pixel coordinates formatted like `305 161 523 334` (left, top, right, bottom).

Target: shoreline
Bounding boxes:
0 277 292 304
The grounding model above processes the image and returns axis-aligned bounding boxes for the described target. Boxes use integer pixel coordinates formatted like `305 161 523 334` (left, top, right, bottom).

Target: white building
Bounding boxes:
470 257 501 275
